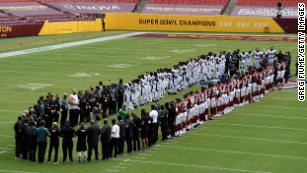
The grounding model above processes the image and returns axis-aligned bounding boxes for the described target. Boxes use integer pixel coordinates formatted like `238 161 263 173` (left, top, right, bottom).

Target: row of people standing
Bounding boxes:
14 102 176 163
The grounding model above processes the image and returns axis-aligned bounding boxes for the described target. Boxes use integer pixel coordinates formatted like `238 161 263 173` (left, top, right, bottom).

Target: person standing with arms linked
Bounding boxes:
87 120 101 162
125 115 134 153
101 120 111 160
117 116 126 155
132 113 141 151
68 90 79 127
48 122 60 163
61 121 76 163
35 120 50 163
76 122 87 163
60 93 68 128
149 105 159 145
26 120 37 162
111 119 120 158
14 116 26 159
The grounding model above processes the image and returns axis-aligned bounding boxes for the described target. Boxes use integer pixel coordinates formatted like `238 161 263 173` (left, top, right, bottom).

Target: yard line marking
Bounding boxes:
210 122 307 132
234 112 307 120
258 105 307 110
123 159 272 173
0 150 6 154
0 109 21 113
0 170 39 173
0 122 15 124
0 134 13 138
112 166 127 169
188 133 307 145
0 32 145 59
139 153 152 156
105 169 120 172
162 146 307 161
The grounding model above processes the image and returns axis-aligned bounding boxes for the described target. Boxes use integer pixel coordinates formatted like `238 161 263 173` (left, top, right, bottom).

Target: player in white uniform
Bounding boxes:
267 47 276 65
253 48 263 69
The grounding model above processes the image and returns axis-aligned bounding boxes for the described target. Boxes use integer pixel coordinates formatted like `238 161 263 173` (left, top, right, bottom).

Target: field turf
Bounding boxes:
0 31 306 173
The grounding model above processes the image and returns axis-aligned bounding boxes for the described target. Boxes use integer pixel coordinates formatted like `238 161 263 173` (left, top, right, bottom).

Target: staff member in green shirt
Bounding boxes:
35 120 50 163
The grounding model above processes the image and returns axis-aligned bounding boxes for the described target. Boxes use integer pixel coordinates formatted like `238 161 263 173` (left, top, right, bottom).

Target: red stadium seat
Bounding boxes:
236 0 307 7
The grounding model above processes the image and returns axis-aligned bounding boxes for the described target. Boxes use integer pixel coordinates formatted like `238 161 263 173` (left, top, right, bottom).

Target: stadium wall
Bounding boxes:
38 19 102 35
105 13 297 33
0 19 102 38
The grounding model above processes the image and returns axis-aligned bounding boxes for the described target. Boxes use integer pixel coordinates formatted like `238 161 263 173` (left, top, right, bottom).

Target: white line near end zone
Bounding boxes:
188 133 307 145
0 170 40 173
161 146 307 161
234 112 307 120
123 159 272 173
0 134 14 138
0 32 144 59
210 122 307 132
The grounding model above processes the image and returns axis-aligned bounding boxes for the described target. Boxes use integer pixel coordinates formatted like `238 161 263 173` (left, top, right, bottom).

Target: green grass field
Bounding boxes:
0 31 306 173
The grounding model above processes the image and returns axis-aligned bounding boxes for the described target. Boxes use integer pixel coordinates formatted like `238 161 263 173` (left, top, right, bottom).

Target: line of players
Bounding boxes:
123 47 278 111
173 61 286 136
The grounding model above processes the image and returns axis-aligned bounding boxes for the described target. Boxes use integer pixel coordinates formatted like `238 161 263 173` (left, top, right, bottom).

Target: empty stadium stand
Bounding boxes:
231 0 306 18
142 0 229 15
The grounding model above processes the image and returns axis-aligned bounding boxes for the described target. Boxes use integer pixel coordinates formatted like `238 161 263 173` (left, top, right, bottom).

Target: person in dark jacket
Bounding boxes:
48 122 60 163
125 116 133 153
168 102 176 137
14 116 26 159
26 120 37 162
61 121 76 163
87 120 101 162
140 109 149 150
60 94 68 128
76 122 87 163
101 120 111 160
159 105 168 141
117 116 126 155
35 120 50 163
132 113 141 151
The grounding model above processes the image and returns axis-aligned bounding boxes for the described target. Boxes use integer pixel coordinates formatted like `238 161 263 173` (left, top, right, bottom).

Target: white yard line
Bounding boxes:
0 170 40 173
211 122 307 132
0 134 14 138
0 32 144 59
161 146 307 161
189 133 307 145
0 122 15 124
234 112 307 120
258 105 307 110
0 109 21 113
123 159 272 173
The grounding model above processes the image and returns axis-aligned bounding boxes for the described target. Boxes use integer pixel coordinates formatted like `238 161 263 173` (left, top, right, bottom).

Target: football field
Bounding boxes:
0 31 306 173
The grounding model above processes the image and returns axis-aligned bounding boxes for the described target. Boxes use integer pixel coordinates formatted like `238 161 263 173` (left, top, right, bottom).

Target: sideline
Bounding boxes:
0 32 144 59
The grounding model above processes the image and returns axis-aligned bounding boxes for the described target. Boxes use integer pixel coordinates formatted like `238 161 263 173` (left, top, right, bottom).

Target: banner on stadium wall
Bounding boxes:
0 19 102 38
0 23 44 38
104 13 285 33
